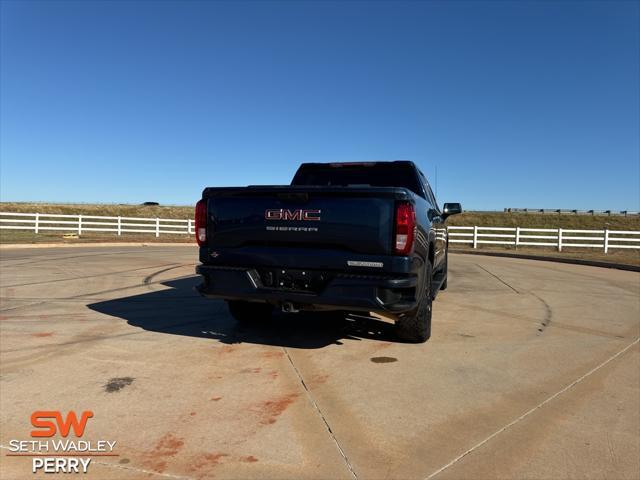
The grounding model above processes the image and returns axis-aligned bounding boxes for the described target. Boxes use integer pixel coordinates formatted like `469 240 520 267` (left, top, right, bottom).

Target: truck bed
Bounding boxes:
200 185 416 257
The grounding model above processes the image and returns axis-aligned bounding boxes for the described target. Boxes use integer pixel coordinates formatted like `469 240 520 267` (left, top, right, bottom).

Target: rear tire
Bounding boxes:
227 300 273 324
395 260 433 343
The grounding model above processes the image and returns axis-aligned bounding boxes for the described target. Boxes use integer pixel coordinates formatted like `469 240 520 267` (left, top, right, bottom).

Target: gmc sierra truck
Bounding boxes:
195 161 461 342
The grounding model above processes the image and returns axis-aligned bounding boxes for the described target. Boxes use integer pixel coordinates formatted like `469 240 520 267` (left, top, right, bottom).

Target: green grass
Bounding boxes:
0 230 194 244
447 212 639 267
450 244 640 267
448 211 639 230
3 203 638 230
0 203 196 245
1 204 638 266
0 202 193 219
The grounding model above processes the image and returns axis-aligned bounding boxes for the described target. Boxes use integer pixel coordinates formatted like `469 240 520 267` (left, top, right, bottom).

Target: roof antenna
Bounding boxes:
435 165 438 197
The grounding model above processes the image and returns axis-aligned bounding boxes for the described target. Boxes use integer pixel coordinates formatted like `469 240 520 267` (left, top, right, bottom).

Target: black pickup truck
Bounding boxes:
195 161 461 342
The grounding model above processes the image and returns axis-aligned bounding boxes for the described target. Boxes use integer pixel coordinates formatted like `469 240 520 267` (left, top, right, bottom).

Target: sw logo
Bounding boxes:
29 411 95 473
31 410 93 438
5 410 116 474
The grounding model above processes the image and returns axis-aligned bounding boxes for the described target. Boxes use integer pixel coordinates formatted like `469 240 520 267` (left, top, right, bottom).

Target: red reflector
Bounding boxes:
195 199 207 246
394 202 415 255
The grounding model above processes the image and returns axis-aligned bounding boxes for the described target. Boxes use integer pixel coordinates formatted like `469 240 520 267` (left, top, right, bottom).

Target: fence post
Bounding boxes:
604 228 609 254
117 216 122 236
78 215 83 236
515 227 520 249
35 213 39 234
473 226 478 249
188 219 192 235
557 228 563 252
155 218 160 238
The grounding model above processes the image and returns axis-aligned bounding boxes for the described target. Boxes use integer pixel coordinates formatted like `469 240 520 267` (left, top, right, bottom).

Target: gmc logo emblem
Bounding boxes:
265 209 321 221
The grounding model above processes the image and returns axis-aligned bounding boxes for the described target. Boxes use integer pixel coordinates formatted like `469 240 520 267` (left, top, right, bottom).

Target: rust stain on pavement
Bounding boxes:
251 393 300 425
143 432 185 473
31 332 54 337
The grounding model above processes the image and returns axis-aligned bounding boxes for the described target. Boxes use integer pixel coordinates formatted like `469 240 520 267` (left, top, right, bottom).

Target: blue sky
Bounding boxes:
1 0 638 210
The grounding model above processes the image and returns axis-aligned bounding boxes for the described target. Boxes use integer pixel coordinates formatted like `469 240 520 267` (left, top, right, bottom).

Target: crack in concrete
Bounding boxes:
475 264 520 293
282 347 358 480
424 337 640 479
2 263 181 288
529 291 553 334
0 269 196 314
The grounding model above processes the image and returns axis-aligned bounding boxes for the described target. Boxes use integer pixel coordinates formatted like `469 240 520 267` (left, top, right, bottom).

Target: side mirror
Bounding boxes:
442 202 462 220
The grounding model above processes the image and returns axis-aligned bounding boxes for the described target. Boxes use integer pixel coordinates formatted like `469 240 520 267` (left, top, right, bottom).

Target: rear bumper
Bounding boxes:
195 264 419 313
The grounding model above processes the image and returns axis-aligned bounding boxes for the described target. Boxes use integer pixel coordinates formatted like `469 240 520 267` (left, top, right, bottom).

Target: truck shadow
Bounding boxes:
87 276 401 349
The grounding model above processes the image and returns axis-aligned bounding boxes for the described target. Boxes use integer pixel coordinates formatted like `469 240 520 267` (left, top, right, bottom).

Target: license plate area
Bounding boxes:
258 268 329 293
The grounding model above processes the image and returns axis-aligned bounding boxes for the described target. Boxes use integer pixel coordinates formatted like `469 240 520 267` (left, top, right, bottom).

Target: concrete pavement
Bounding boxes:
0 246 638 479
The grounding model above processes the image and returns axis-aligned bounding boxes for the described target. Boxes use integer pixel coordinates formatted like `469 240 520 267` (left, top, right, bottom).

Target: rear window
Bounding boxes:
292 163 423 196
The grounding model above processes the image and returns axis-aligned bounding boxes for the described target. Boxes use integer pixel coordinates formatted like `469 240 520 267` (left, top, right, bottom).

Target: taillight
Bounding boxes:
195 199 207 246
394 202 415 255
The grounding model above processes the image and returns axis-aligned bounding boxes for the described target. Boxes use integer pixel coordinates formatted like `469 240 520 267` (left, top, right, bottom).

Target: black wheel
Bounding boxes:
227 300 273 324
440 248 448 291
395 260 433 343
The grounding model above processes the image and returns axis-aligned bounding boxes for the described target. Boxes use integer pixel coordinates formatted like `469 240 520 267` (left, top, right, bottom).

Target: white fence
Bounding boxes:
504 208 638 216
0 212 193 237
447 226 640 253
1 212 639 253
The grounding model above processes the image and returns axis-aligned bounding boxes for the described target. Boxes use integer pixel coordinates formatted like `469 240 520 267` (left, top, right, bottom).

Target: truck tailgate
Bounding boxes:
203 186 413 255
